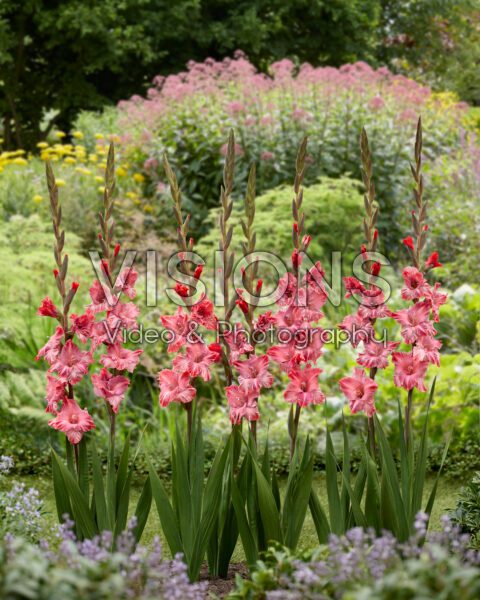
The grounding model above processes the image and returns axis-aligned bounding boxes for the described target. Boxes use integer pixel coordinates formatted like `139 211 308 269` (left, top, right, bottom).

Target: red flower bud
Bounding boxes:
424 224 428 231
256 280 263 293
193 264 203 280
114 243 120 257
425 252 442 269
235 289 249 315
373 229 378 240
371 261 381 276
98 233 103 240
72 281 79 291
53 269 59 278
174 283 189 297
292 249 302 269
293 222 298 233
402 236 415 251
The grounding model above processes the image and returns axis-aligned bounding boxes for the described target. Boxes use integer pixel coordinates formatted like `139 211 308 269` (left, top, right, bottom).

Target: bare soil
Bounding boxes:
199 562 250 598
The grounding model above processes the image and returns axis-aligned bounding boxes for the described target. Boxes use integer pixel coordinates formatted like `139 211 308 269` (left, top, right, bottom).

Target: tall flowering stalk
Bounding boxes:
36 144 148 543
338 129 397 457
266 138 327 460
394 118 447 446
36 161 95 470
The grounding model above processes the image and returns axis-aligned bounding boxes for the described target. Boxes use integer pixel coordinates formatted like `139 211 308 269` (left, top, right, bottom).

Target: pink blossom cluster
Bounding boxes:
36 262 142 443
338 256 446 418
158 267 222 408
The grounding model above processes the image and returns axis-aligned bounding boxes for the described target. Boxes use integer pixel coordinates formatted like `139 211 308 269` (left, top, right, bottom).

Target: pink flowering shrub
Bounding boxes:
113 53 472 249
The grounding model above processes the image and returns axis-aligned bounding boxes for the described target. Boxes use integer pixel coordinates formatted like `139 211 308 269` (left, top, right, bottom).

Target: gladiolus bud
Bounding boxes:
256 280 263 293
371 261 381 276
53 269 59 278
424 225 428 231
402 236 415 251
236 297 249 315
72 282 79 291
174 283 189 297
114 243 120 257
373 229 378 240
193 265 203 280
98 233 103 240
292 249 302 269
425 252 442 269
302 234 311 249
293 222 298 233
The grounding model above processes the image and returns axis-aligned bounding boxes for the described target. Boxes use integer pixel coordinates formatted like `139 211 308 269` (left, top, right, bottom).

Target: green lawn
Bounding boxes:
3 472 465 561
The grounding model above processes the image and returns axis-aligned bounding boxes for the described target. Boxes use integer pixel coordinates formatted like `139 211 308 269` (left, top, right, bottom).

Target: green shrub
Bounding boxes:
450 472 480 550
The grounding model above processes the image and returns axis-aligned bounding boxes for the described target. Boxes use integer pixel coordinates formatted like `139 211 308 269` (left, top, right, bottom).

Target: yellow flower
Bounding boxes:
56 179 66 186
134 199 141 205
143 204 153 213
95 144 106 153
64 157 76 164
73 131 84 139
126 192 138 199
51 155 60 162
98 186 105 193
55 131 66 138
89 154 98 162
133 173 145 183
75 167 92 175
116 167 127 177
95 176 104 183
37 142 49 149
33 195 43 203
12 157 27 166
95 133 104 139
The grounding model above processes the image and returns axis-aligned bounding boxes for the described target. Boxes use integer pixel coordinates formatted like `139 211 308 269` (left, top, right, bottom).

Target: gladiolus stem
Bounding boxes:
405 389 413 450
368 417 377 460
290 404 302 462
250 420 257 447
73 442 79 477
185 402 193 446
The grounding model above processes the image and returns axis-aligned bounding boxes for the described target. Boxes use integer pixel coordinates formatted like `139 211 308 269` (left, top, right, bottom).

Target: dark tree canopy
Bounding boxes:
0 0 477 150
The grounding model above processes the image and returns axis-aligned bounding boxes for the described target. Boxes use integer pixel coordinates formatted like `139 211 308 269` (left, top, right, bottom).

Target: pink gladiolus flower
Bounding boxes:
158 370 196 407
100 342 143 372
357 286 391 319
48 396 95 443
343 277 366 298
35 326 64 364
91 368 130 412
45 375 65 414
274 304 305 330
172 343 217 381
254 311 276 333
267 342 305 373
161 307 197 353
284 367 325 407
114 267 138 299
412 335 442 366
37 296 59 318
303 261 326 290
356 340 400 369
88 279 117 312
70 311 95 344
208 342 223 363
232 354 273 392
107 301 140 330
338 314 375 348
425 283 448 322
49 340 94 384
226 384 259 423
392 301 436 344
223 324 254 361
275 273 298 306
339 368 378 417
392 351 428 391
401 267 431 301
89 320 120 350
190 297 217 330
